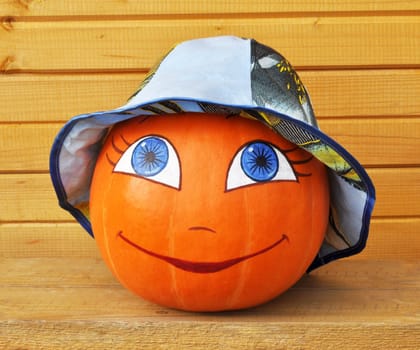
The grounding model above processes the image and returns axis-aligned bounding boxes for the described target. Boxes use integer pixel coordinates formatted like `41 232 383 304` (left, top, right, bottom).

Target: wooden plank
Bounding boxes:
1 17 419 72
1 69 419 123
1 262 419 320
1 218 419 260
0 118 419 172
0 123 57 172
0 223 98 258
320 118 420 167
1 0 420 17
1 319 419 350
0 73 143 123
0 258 418 349
305 69 420 118
0 173 72 222
1 259 419 314
369 167 420 217
0 168 419 222
356 217 420 261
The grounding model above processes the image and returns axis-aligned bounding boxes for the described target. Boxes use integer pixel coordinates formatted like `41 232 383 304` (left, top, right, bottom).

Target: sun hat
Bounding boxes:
50 35 375 271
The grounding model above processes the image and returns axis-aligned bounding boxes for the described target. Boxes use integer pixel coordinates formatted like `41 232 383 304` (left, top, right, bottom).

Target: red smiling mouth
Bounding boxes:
117 231 289 274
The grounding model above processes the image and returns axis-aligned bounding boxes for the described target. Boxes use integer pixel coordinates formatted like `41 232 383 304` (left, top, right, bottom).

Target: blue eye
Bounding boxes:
226 140 297 191
114 135 180 189
240 142 278 182
131 137 169 177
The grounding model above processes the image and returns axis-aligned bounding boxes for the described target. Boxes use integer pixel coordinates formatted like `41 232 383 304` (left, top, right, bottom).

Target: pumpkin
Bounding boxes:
90 112 330 311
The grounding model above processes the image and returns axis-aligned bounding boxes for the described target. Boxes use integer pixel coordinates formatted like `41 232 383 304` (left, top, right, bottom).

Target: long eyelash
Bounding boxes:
120 134 131 147
280 146 314 165
291 156 314 177
280 146 314 178
106 133 132 167
106 152 117 166
282 146 300 153
111 136 124 154
295 171 312 177
289 155 314 165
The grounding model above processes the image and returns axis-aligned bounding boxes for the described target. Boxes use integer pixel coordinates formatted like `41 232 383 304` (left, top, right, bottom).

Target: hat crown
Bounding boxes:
127 36 317 128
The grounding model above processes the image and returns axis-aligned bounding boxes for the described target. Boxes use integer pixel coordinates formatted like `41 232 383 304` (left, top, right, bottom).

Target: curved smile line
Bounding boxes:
117 231 289 274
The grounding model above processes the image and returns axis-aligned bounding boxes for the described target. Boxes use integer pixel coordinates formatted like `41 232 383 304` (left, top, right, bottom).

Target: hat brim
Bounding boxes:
50 98 375 271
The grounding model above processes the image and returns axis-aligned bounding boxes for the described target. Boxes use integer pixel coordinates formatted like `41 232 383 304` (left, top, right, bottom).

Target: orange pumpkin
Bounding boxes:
90 112 329 311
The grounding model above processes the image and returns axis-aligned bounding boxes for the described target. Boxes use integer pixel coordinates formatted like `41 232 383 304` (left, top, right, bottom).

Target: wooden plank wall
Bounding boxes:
1 0 419 260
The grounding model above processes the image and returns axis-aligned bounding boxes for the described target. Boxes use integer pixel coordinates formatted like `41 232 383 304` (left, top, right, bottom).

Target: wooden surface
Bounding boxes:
1 0 419 348
1 257 419 349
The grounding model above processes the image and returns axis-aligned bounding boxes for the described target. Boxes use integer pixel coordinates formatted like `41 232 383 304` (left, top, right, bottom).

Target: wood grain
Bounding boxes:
1 258 419 349
356 218 420 261
0 222 98 258
1 69 419 123
1 16 419 72
2 320 419 350
320 117 420 167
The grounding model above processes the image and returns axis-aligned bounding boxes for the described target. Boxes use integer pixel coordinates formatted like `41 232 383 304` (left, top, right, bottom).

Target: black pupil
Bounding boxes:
255 155 268 168
144 151 156 164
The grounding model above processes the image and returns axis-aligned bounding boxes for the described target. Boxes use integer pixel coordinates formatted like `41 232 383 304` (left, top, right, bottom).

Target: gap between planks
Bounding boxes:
3 10 420 23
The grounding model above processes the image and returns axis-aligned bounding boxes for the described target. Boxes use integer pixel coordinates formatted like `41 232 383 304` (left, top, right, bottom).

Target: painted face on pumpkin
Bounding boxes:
90 112 329 311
